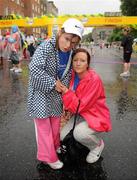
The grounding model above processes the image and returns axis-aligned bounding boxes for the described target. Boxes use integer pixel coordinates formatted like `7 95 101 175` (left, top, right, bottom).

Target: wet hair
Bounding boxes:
56 28 80 50
56 28 65 49
124 29 129 33
72 48 91 68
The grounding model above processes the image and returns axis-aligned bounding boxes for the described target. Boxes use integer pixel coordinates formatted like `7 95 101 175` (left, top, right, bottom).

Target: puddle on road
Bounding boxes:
116 77 137 121
0 61 28 124
34 157 107 180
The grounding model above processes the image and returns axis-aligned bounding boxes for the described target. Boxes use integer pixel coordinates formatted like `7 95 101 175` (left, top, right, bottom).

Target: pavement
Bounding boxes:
0 46 137 180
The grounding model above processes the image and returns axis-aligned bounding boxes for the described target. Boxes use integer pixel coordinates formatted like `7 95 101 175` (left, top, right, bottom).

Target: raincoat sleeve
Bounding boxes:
62 76 103 113
29 44 56 93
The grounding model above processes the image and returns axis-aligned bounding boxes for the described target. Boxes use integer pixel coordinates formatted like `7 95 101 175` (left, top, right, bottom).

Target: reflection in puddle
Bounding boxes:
0 68 23 123
35 157 107 180
116 77 137 120
116 77 129 120
11 72 22 97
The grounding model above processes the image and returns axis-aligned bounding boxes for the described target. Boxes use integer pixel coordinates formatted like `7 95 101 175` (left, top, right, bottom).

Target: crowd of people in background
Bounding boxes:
0 25 135 77
0 25 48 72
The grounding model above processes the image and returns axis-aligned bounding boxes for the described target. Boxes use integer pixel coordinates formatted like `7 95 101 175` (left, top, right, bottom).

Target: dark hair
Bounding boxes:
55 28 66 49
123 28 130 33
56 28 80 50
124 29 129 33
72 48 91 68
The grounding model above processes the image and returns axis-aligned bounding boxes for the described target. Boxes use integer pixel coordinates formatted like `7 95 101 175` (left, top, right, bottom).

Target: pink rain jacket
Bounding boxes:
62 69 112 132
11 32 20 51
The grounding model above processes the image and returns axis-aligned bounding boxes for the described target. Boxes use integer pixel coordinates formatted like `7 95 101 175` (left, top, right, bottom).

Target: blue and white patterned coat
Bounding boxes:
27 36 72 118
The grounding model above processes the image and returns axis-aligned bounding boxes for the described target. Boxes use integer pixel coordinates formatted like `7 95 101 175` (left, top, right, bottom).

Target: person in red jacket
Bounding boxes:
58 48 112 164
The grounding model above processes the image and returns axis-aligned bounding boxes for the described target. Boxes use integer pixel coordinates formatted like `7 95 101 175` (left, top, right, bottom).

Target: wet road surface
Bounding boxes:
0 47 137 180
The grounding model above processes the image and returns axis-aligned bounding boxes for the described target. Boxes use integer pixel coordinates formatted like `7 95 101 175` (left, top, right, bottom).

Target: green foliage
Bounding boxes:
131 24 137 29
108 28 123 42
131 28 137 38
81 25 137 43
120 0 137 16
108 26 137 42
82 32 93 43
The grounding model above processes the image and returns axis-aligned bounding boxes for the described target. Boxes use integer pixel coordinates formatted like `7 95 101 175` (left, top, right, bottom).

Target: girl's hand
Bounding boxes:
55 79 68 94
60 85 68 94
62 110 73 121
55 79 62 92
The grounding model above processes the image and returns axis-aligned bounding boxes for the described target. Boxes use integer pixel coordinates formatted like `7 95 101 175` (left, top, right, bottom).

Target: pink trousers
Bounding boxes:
34 117 61 163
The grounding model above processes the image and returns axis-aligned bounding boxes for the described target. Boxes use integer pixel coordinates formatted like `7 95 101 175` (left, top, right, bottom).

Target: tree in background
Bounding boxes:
108 26 137 43
120 0 137 16
82 32 93 43
107 28 122 43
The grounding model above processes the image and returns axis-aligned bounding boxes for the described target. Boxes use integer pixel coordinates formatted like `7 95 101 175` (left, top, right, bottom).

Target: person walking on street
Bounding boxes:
26 34 36 59
9 25 22 73
90 38 95 56
27 18 84 170
120 28 133 77
59 48 112 164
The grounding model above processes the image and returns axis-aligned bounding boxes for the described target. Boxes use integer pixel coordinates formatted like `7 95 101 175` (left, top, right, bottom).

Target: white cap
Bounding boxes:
62 18 84 39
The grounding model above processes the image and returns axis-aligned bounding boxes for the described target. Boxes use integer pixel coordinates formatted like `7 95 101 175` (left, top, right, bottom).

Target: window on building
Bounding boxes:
21 2 24 7
5 7 9 15
32 4 34 10
16 0 20 4
35 6 37 12
11 10 15 14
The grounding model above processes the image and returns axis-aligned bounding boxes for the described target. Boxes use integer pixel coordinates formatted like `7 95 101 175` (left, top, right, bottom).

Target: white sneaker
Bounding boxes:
86 140 104 164
120 71 130 77
47 160 63 169
14 68 22 73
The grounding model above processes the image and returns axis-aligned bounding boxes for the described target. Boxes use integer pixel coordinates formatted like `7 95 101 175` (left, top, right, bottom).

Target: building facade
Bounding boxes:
0 0 25 17
92 26 114 45
46 1 58 16
0 0 58 35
